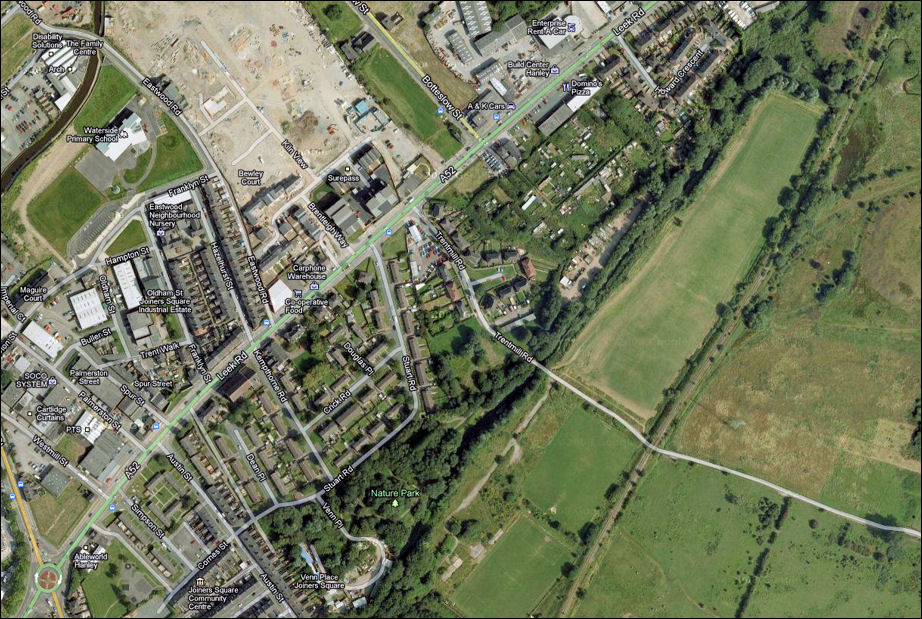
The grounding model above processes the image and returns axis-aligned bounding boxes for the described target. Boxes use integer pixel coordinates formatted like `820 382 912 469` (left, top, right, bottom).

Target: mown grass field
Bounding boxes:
453 515 571 617
353 47 462 159
747 501 920 616
27 165 105 248
106 219 147 255
1 12 35 83
138 116 202 190
574 457 780 617
29 481 89 548
303 1 362 44
561 94 820 414
73 64 137 131
523 400 638 533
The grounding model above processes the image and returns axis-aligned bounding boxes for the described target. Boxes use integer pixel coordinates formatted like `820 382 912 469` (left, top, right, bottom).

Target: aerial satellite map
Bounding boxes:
0 1 919 617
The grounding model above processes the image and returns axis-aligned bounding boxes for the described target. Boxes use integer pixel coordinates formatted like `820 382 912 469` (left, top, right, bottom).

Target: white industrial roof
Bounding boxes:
113 262 143 310
566 84 602 113
150 188 192 206
76 411 105 444
538 15 583 49
70 288 108 330
97 112 148 162
23 322 63 358
268 279 292 314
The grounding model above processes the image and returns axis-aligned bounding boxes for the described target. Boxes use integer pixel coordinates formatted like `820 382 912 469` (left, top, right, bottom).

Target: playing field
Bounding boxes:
562 94 820 414
73 64 137 131
523 399 638 533
353 47 462 159
453 515 570 617
27 166 105 248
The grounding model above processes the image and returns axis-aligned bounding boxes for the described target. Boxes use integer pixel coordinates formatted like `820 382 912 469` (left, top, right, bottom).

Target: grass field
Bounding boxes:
54 434 89 463
29 481 89 548
122 147 153 185
573 454 921 617
561 94 820 414
353 47 462 159
427 316 506 381
1 12 35 83
303 0 362 44
747 501 920 616
453 515 571 617
73 64 137 132
574 457 780 617
106 219 147 255
137 116 203 191
368 1 477 106
77 539 159 617
675 150 920 528
523 400 638 533
27 165 105 248
813 1 880 61
862 5 920 174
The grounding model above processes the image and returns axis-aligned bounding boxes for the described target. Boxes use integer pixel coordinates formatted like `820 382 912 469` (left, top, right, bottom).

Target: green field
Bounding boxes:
676 181 920 528
573 455 922 617
562 94 820 414
453 515 571 617
106 219 147 255
29 481 90 548
746 503 922 616
427 316 506 380
76 539 160 617
353 47 462 159
122 147 153 185
574 457 778 617
303 0 362 43
137 116 203 191
1 12 34 83
73 64 137 131
523 401 638 533
27 165 106 248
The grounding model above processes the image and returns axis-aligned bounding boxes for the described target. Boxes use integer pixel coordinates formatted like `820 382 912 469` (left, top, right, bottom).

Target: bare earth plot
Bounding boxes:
105 1 356 181
560 94 821 416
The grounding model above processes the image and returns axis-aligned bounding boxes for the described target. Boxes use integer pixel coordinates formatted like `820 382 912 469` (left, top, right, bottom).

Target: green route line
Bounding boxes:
23 591 40 617
54 28 617 573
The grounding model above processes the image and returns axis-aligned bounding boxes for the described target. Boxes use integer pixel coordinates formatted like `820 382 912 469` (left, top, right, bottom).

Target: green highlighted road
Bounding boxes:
52 27 619 575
